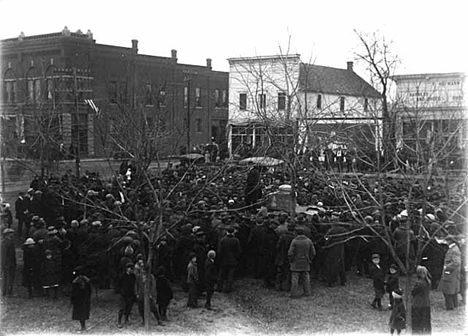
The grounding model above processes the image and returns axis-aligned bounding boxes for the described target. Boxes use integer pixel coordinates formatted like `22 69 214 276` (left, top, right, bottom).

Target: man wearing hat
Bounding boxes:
15 192 28 238
1 228 16 296
116 262 136 327
217 226 241 293
275 222 296 291
22 238 41 298
288 226 315 298
439 235 462 310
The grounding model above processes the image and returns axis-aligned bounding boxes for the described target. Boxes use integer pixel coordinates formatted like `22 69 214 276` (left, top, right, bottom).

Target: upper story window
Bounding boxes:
278 92 286 110
195 87 201 107
222 89 228 108
259 93 266 109
110 81 128 105
145 84 153 106
340 96 345 112
364 98 369 112
214 89 221 107
183 86 188 107
26 68 41 104
239 93 247 110
196 118 202 133
316 94 322 109
3 69 17 103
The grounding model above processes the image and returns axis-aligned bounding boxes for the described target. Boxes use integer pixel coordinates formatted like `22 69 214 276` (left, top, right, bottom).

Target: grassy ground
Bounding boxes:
1 266 466 336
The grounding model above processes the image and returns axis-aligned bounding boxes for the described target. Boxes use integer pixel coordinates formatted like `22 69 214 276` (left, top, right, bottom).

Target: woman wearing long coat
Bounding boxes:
70 266 92 331
412 266 432 335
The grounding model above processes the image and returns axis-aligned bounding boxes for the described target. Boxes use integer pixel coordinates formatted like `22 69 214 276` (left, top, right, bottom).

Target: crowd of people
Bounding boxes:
0 159 466 333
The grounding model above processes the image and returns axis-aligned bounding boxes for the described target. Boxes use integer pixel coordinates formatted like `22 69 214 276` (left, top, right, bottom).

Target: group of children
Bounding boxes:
370 253 406 335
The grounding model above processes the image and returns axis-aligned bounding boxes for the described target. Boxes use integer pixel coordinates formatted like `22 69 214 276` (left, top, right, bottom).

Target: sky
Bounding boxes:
1 0 467 79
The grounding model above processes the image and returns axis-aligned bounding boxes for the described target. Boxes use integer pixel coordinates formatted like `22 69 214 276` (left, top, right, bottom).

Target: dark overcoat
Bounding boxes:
71 275 92 321
389 299 406 330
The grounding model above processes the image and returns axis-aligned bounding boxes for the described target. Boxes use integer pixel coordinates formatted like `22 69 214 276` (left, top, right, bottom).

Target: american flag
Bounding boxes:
84 99 101 118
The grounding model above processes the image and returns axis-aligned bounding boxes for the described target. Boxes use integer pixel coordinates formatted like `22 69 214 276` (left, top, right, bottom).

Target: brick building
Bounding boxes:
0 27 228 159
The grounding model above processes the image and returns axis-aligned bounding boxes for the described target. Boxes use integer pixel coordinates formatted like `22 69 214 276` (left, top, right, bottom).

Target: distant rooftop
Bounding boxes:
299 63 381 98
0 26 94 43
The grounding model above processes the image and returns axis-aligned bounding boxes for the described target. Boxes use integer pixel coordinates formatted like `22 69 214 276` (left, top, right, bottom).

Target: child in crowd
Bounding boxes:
370 253 385 310
156 266 173 320
41 249 60 299
386 264 400 310
389 288 406 335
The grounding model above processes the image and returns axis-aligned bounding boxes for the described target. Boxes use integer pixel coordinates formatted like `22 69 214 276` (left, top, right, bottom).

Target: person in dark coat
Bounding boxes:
22 238 41 298
389 288 406 335
116 262 136 328
323 223 347 287
155 266 173 321
186 253 199 308
245 164 261 207
275 223 295 291
370 253 385 310
41 249 61 299
386 264 400 310
204 250 217 310
438 235 461 310
70 266 92 331
1 228 16 296
15 192 28 238
248 217 267 279
217 227 241 293
412 265 432 334
288 226 315 298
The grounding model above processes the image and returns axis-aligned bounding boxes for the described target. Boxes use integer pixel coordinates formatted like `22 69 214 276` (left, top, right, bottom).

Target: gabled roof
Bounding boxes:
299 63 381 98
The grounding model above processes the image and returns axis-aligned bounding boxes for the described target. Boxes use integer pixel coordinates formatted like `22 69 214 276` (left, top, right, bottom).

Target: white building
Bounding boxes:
227 54 381 157
392 72 467 168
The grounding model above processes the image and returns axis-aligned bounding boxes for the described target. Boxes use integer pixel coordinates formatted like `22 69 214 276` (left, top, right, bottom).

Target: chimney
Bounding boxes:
171 49 178 63
206 58 212 70
131 39 138 54
347 61 353 72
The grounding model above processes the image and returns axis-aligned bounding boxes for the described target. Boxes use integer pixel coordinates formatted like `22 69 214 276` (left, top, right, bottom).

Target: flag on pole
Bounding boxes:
84 99 101 118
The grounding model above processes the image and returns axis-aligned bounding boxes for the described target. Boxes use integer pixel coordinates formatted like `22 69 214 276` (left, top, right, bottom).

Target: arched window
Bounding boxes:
26 67 40 104
3 69 17 103
45 66 55 102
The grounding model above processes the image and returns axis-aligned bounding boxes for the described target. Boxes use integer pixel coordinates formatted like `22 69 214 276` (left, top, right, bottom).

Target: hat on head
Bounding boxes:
47 226 58 235
32 215 40 222
192 226 201 233
24 238 35 245
73 266 84 276
71 220 79 227
372 253 380 259
125 262 134 268
27 188 34 193
445 235 456 244
3 228 14 235
207 250 216 259
156 266 166 276
34 190 42 194
124 245 134 256
389 264 399 272
226 227 235 234
91 221 102 227
392 288 403 299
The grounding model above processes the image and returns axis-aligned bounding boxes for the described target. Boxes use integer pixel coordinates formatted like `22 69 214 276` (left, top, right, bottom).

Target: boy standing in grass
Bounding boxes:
370 253 385 310
386 264 400 310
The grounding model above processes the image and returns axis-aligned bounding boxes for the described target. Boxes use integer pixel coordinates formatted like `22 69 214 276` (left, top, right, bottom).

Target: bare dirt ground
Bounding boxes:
1 272 466 336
